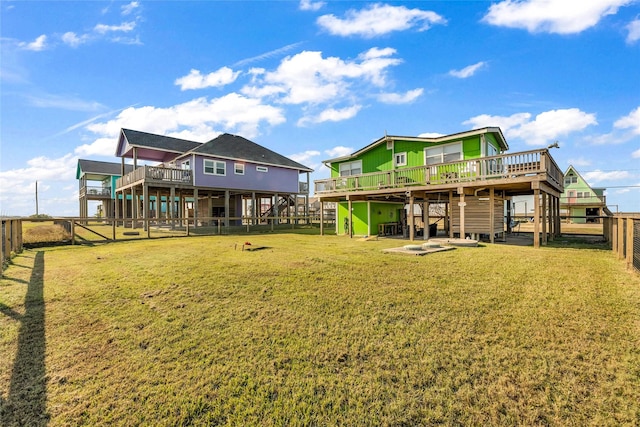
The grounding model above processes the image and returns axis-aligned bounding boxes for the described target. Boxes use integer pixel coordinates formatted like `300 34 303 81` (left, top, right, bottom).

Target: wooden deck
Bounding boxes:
314 149 563 198
115 166 193 190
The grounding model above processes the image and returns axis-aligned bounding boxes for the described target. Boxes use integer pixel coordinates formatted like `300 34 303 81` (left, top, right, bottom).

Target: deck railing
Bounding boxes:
116 166 193 189
80 185 111 198
314 149 563 195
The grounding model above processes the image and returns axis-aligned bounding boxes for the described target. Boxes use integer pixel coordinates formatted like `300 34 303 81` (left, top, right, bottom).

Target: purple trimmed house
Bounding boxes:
113 129 313 226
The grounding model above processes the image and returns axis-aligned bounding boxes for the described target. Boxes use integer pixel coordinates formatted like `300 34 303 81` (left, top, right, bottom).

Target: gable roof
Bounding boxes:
76 159 134 180
563 165 605 192
323 127 508 164
185 133 313 172
116 129 202 162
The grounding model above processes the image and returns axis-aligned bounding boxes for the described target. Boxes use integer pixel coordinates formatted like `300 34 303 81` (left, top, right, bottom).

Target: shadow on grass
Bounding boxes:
0 251 49 426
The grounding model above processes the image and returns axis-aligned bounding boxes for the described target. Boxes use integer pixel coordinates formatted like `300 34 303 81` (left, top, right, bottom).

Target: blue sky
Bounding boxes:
1 0 639 216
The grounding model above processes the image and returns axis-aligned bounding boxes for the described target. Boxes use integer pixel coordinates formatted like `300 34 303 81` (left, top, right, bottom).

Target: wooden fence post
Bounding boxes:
626 218 633 270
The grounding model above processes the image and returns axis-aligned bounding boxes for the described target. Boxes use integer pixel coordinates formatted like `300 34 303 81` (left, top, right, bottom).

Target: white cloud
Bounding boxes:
632 148 640 158
247 48 402 106
614 106 640 135
627 19 640 43
61 32 90 48
74 137 117 157
289 150 321 164
582 169 632 183
317 4 446 38
418 132 446 138
94 21 136 34
482 0 631 34
325 146 353 158
449 61 487 78
299 0 325 12
0 153 78 214
298 105 362 126
25 92 104 111
121 1 140 16
464 108 597 145
175 67 241 90
567 157 592 167
19 34 47 51
377 88 424 104
85 94 286 142
233 42 305 67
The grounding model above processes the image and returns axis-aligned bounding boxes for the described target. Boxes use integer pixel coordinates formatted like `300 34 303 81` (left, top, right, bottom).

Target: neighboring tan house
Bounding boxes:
560 165 609 223
314 127 564 246
83 129 312 226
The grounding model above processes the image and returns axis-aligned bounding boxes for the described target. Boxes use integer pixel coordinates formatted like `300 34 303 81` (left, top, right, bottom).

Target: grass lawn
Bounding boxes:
1 234 639 425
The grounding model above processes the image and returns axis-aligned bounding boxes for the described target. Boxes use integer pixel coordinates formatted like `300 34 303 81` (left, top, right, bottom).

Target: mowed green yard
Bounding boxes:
1 233 639 426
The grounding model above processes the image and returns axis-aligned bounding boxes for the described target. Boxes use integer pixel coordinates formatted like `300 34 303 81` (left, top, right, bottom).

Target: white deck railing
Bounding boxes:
116 166 193 189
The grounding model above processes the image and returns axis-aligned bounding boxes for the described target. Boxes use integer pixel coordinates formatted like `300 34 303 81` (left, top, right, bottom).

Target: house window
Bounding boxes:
395 152 407 167
425 142 462 165
339 160 362 176
565 175 578 185
182 160 191 170
487 143 497 157
204 159 225 176
235 163 245 175
256 166 268 173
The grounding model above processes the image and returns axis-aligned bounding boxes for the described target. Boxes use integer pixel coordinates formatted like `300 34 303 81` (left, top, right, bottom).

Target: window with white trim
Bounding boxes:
424 142 462 165
204 159 226 176
395 152 407 167
256 166 268 173
181 160 191 170
338 160 362 176
235 163 245 175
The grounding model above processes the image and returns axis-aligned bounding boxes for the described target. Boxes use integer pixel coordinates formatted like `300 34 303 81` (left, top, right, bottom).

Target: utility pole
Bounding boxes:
35 181 39 216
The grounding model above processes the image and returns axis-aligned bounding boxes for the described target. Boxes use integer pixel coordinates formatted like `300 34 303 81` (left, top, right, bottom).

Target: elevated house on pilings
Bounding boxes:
314 127 564 248
113 129 313 228
560 165 610 223
77 159 134 219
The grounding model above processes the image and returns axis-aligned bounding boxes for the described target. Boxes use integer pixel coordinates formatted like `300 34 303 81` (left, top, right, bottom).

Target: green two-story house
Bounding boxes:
560 165 608 223
314 127 564 247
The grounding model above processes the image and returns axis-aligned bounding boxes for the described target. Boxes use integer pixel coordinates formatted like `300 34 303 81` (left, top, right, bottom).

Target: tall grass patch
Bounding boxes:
1 235 639 425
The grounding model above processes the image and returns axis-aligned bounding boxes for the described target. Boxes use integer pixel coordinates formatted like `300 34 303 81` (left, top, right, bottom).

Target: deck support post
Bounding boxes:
224 190 230 228
458 192 466 238
408 194 415 241
319 199 324 236
193 188 199 228
348 199 353 238
115 191 120 227
489 188 495 244
143 184 149 232
251 192 257 226
448 190 454 238
533 189 540 248
424 199 430 240
156 190 161 225
542 191 548 246
274 193 280 230
555 195 562 238
169 187 175 230
132 186 139 229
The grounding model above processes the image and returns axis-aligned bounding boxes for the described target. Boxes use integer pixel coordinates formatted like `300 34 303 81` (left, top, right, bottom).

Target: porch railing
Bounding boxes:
314 149 563 195
116 166 193 189
79 186 112 198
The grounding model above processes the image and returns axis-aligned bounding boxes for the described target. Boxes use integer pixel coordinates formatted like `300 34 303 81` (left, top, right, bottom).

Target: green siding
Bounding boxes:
337 201 403 236
463 137 481 159
329 133 502 175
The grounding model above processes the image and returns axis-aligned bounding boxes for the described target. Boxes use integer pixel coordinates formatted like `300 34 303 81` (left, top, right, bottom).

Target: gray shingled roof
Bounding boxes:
122 128 201 153
190 133 313 172
78 159 134 176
